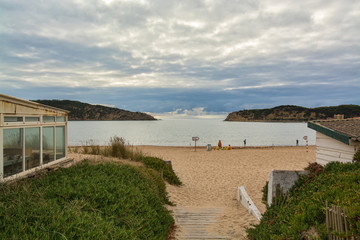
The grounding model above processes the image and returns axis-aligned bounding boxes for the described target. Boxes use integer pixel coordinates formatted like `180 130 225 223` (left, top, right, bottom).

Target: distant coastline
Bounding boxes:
225 104 360 122
33 99 157 121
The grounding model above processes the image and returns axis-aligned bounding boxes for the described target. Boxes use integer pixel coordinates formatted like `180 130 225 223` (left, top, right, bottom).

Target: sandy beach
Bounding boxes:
68 145 316 239
137 145 316 239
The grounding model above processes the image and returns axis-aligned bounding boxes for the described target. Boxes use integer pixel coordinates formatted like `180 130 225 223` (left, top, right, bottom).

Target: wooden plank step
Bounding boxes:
173 207 231 240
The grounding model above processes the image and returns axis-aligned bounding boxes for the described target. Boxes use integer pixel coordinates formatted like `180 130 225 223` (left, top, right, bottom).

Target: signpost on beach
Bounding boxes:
303 136 308 152
192 137 199 152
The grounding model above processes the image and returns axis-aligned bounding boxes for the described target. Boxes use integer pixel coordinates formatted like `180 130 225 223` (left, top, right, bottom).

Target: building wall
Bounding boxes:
1 96 68 182
316 132 357 165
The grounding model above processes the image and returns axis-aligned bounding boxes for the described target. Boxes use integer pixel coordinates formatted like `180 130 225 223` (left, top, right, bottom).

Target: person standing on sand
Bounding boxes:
218 140 222 149
296 139 299 146
244 139 246 147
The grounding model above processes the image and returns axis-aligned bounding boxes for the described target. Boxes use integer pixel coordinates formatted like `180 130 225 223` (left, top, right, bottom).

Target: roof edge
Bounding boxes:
0 93 70 114
308 121 350 145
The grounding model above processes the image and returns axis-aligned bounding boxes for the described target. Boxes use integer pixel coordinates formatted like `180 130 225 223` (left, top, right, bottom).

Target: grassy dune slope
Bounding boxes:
0 161 174 240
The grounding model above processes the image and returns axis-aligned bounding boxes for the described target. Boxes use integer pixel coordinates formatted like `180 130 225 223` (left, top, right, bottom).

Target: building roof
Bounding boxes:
0 93 69 115
308 119 360 145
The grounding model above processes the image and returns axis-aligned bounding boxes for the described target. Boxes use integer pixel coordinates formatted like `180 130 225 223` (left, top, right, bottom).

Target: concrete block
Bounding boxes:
267 170 308 206
237 186 262 221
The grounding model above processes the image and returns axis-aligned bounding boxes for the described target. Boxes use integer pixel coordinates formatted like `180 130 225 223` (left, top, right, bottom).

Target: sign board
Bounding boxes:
192 137 199 141
192 137 199 152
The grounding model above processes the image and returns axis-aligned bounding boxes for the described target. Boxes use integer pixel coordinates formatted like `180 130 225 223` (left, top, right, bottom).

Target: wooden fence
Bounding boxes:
326 201 356 240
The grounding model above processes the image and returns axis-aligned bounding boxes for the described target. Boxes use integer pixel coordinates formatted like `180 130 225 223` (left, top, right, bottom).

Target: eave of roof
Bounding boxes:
0 93 69 114
308 119 360 145
308 121 350 145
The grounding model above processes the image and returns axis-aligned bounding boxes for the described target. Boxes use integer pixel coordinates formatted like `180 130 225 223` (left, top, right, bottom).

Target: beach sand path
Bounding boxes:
138 146 316 240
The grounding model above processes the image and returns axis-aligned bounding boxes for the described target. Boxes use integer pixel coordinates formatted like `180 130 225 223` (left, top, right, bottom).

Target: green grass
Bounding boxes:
0 161 174 240
74 136 182 186
247 161 360 239
142 157 182 186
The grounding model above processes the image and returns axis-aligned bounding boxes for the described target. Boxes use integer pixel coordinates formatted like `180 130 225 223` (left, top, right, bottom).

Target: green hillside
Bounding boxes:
33 99 156 121
225 105 360 122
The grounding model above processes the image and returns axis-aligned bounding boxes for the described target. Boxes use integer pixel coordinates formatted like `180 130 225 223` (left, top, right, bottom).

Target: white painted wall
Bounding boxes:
316 132 357 165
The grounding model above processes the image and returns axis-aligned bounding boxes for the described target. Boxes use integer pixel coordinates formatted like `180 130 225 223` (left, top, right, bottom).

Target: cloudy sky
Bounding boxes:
1 0 359 118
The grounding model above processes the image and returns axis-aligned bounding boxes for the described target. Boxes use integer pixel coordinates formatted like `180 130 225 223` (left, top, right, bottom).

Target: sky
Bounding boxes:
1 0 359 118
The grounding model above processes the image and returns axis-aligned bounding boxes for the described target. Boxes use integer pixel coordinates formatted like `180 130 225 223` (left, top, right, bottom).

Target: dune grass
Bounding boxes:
0 161 174 240
73 136 182 186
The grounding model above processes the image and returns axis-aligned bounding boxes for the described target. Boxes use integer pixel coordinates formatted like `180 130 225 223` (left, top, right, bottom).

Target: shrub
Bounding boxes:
354 149 360 162
142 157 182 186
247 161 360 239
261 181 269 206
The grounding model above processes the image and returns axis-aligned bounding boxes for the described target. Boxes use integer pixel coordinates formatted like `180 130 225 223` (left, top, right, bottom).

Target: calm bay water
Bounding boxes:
68 119 316 147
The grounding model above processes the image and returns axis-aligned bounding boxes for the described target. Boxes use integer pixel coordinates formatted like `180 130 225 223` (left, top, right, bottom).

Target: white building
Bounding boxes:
0 94 69 182
308 119 360 166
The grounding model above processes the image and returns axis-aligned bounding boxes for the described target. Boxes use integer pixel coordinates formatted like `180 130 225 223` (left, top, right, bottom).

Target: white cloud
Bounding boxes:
151 107 227 119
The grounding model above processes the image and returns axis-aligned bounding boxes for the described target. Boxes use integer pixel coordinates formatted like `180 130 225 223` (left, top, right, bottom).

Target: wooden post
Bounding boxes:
326 201 331 239
192 137 199 152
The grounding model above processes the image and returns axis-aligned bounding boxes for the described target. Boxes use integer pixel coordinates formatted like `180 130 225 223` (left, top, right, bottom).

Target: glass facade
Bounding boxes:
3 128 23 177
43 127 55 164
56 126 65 160
25 127 40 170
43 116 55 122
2 122 66 178
1 95 68 180
25 117 40 122
56 116 66 122
4 116 23 122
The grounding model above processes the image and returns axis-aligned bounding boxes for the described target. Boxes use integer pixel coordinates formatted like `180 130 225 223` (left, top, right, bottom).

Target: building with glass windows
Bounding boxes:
0 94 68 182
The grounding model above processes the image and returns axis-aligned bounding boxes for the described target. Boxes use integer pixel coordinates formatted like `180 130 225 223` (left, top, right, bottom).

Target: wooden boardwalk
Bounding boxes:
174 207 231 240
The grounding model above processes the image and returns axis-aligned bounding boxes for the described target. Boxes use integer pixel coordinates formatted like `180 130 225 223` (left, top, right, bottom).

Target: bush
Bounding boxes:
247 161 360 239
142 157 182 186
354 150 360 162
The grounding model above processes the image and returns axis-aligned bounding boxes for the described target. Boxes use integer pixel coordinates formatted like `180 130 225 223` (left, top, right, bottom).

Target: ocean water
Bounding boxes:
68 119 316 147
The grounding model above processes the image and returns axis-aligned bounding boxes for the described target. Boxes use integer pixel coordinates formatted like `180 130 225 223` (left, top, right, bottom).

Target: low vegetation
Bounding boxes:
1 136 182 239
225 104 360 121
33 99 156 121
74 136 182 186
247 161 360 239
0 162 174 239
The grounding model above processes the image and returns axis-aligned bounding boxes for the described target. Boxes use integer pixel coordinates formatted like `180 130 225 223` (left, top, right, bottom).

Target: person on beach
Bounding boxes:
228 144 232 150
244 139 246 147
218 140 222 149
296 139 299 146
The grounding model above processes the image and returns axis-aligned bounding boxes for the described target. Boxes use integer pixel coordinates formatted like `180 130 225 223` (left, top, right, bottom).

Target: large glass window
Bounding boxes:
56 126 65 160
25 127 40 170
3 128 23 177
42 127 54 164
